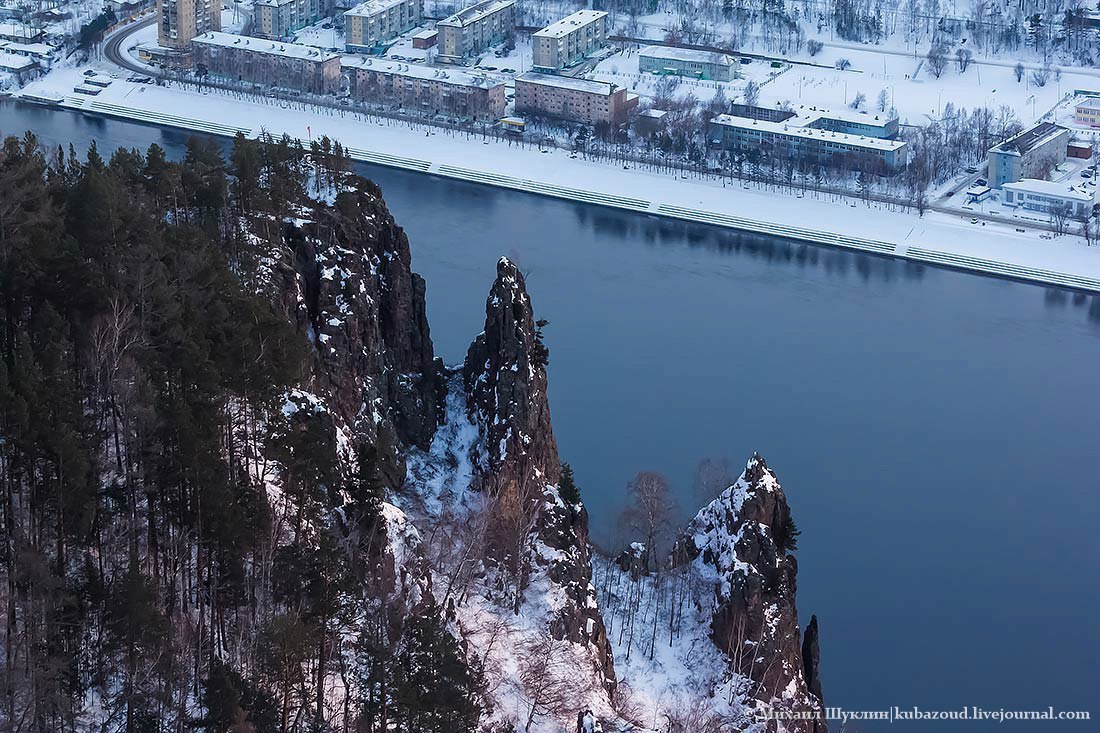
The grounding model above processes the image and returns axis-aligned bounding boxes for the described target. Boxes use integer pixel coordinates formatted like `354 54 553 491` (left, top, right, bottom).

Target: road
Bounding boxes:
102 16 157 75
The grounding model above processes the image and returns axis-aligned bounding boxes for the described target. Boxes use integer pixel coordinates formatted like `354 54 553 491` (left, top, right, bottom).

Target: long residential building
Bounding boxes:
709 112 908 171
988 121 1071 188
531 10 607 73
638 45 737 82
346 57 505 119
344 0 422 53
435 0 515 64
514 72 637 125
253 0 335 40
157 0 220 50
1002 178 1094 218
191 31 341 93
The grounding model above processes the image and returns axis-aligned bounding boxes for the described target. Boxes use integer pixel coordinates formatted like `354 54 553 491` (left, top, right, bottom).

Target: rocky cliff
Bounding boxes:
672 454 826 732
275 180 441 490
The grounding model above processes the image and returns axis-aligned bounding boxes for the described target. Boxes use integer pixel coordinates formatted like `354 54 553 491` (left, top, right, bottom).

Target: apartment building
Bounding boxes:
191 31 341 93
514 72 637 125
987 122 1070 188
157 0 220 50
253 0 335 40
638 45 736 82
531 10 607 73
346 58 505 119
435 0 514 64
344 0 422 53
708 112 908 171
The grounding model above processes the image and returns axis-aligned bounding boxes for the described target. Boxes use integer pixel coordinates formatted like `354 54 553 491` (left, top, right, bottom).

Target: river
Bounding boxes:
3 99 1097 731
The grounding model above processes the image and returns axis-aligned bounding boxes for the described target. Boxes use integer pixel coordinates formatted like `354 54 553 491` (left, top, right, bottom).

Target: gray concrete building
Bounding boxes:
988 121 1071 189
191 31 341 93
344 0 422 53
435 0 514 64
531 10 607 73
346 58 505 119
253 0 334 40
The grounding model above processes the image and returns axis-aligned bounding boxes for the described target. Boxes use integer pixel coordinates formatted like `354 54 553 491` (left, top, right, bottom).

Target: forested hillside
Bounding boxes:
0 132 825 733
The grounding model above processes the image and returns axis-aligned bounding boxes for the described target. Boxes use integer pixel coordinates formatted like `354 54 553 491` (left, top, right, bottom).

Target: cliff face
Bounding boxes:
462 258 616 692
276 180 440 490
672 454 826 732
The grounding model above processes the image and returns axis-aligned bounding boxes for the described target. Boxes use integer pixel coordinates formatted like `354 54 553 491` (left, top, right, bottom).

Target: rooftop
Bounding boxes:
516 71 616 96
345 57 505 89
0 51 34 70
192 32 340 62
639 44 734 67
532 10 608 39
1003 178 1095 202
1076 97 1100 111
344 0 413 17
990 121 1068 156
710 113 907 151
437 0 515 28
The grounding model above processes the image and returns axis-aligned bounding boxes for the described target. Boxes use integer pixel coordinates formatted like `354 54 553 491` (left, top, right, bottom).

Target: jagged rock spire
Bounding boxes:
463 257 557 487
462 257 616 693
673 453 825 731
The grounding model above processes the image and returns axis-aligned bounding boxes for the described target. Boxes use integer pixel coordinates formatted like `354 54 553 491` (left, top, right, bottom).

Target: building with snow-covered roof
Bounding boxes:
988 121 1070 188
253 0 335 40
708 112 908 172
435 0 515 64
514 72 637 125
0 21 43 43
345 58 506 119
639 45 737 82
531 10 607 73
729 102 898 139
1002 178 1094 218
344 0 422 53
191 31 341 93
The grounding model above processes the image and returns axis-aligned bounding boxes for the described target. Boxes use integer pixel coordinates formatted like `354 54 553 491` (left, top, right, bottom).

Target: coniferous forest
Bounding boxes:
0 132 487 733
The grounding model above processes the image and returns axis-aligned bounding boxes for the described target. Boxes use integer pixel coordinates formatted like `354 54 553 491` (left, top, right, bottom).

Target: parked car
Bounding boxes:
975 178 987 186
965 165 978 173
946 191 955 197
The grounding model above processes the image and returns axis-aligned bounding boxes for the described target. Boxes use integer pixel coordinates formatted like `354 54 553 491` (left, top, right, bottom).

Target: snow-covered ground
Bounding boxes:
15 69 1100 291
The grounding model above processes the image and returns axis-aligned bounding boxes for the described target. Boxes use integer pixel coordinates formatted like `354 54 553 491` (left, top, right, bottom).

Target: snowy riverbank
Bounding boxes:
14 69 1100 292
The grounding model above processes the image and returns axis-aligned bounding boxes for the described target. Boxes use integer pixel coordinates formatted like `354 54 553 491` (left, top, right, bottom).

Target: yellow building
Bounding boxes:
1074 97 1100 128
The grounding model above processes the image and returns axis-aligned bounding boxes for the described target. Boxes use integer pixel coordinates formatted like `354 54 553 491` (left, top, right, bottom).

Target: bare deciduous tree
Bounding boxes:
622 472 677 569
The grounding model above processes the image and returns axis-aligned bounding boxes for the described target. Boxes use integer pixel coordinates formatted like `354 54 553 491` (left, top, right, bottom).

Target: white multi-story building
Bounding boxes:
531 10 607 73
709 111 908 171
344 0 423 53
435 0 514 64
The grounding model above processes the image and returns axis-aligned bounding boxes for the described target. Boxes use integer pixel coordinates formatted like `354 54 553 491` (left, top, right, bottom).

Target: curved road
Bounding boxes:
103 16 158 75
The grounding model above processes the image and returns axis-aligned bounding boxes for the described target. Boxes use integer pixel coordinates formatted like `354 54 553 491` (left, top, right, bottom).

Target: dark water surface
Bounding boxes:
4 99 1098 730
